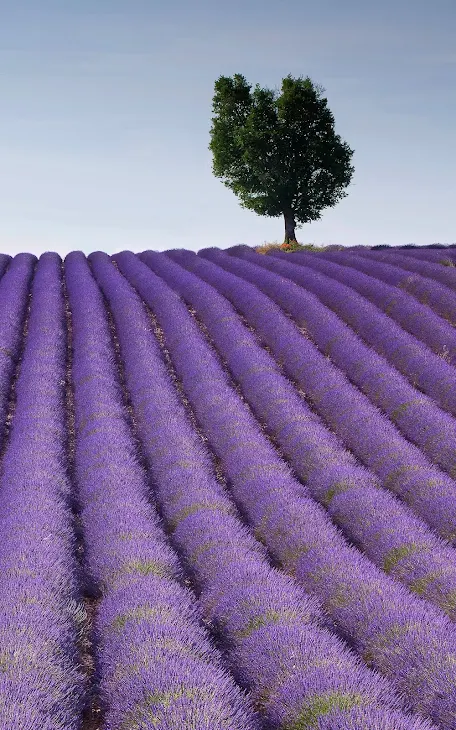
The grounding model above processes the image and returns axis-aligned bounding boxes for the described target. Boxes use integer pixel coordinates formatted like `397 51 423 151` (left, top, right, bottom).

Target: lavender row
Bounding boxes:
0 253 36 444
231 246 456 478
199 247 456 543
0 253 11 280
324 250 456 326
268 249 456 414
152 247 456 620
398 248 456 265
356 249 456 291
90 250 431 730
0 254 85 730
65 250 259 730
115 249 456 729
294 249 456 363
0 253 10 278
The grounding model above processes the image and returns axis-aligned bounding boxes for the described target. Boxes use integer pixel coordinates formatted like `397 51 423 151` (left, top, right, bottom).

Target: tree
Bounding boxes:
209 74 355 244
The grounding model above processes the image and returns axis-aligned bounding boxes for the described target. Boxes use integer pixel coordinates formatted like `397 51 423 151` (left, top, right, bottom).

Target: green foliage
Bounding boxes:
255 240 322 254
285 692 363 729
209 74 354 242
280 240 317 252
236 608 300 639
108 558 171 588
321 479 353 507
111 605 169 631
382 543 422 574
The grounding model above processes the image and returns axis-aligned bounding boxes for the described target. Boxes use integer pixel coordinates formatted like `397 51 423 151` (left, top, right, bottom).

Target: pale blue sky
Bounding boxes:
1 0 455 255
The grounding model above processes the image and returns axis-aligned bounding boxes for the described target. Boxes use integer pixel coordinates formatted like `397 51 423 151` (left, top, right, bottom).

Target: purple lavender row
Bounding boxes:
114 250 455 729
0 253 36 443
151 248 456 620
93 249 430 730
0 253 10 276
356 249 456 291
397 248 456 265
65 251 259 730
323 250 456 326
304 248 456 362
282 249 456 364
0 253 85 730
90 251 431 730
268 249 456 413
229 247 456 478
199 247 456 543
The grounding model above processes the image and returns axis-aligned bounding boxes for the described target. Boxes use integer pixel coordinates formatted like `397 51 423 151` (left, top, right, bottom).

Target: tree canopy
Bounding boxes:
209 74 355 243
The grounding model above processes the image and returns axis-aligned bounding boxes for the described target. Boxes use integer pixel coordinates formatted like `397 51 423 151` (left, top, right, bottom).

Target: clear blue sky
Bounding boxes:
1 0 455 255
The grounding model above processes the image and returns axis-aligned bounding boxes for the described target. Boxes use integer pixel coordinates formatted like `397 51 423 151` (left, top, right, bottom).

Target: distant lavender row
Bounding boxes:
0 254 85 730
268 249 456 415
358 249 456 291
230 246 456 479
90 251 426 730
398 248 456 265
324 250 456 326
0 253 10 273
299 250 456 362
156 248 456 620
65 250 259 730
0 254 35 445
117 250 456 729
199 248 456 544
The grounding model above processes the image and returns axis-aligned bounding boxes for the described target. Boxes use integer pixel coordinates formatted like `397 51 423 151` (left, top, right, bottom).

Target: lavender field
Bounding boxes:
2 244 456 730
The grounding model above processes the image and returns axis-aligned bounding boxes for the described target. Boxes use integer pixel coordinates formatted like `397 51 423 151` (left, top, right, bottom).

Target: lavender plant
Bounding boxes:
355 249 456 290
323 251 456 326
396 248 456 265
0 253 36 446
197 247 456 544
289 249 456 362
0 253 86 730
0 253 10 277
88 250 434 730
112 249 456 729
226 246 456 475
142 247 456 620
268 249 456 411
65 250 260 730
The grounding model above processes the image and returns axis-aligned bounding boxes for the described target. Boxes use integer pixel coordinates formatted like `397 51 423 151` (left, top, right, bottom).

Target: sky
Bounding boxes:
0 0 455 256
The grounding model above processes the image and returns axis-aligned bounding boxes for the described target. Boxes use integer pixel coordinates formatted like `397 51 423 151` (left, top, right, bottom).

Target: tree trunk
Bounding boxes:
283 209 297 243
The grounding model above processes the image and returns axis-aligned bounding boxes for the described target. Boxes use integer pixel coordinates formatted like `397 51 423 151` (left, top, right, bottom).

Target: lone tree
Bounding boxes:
209 74 355 244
